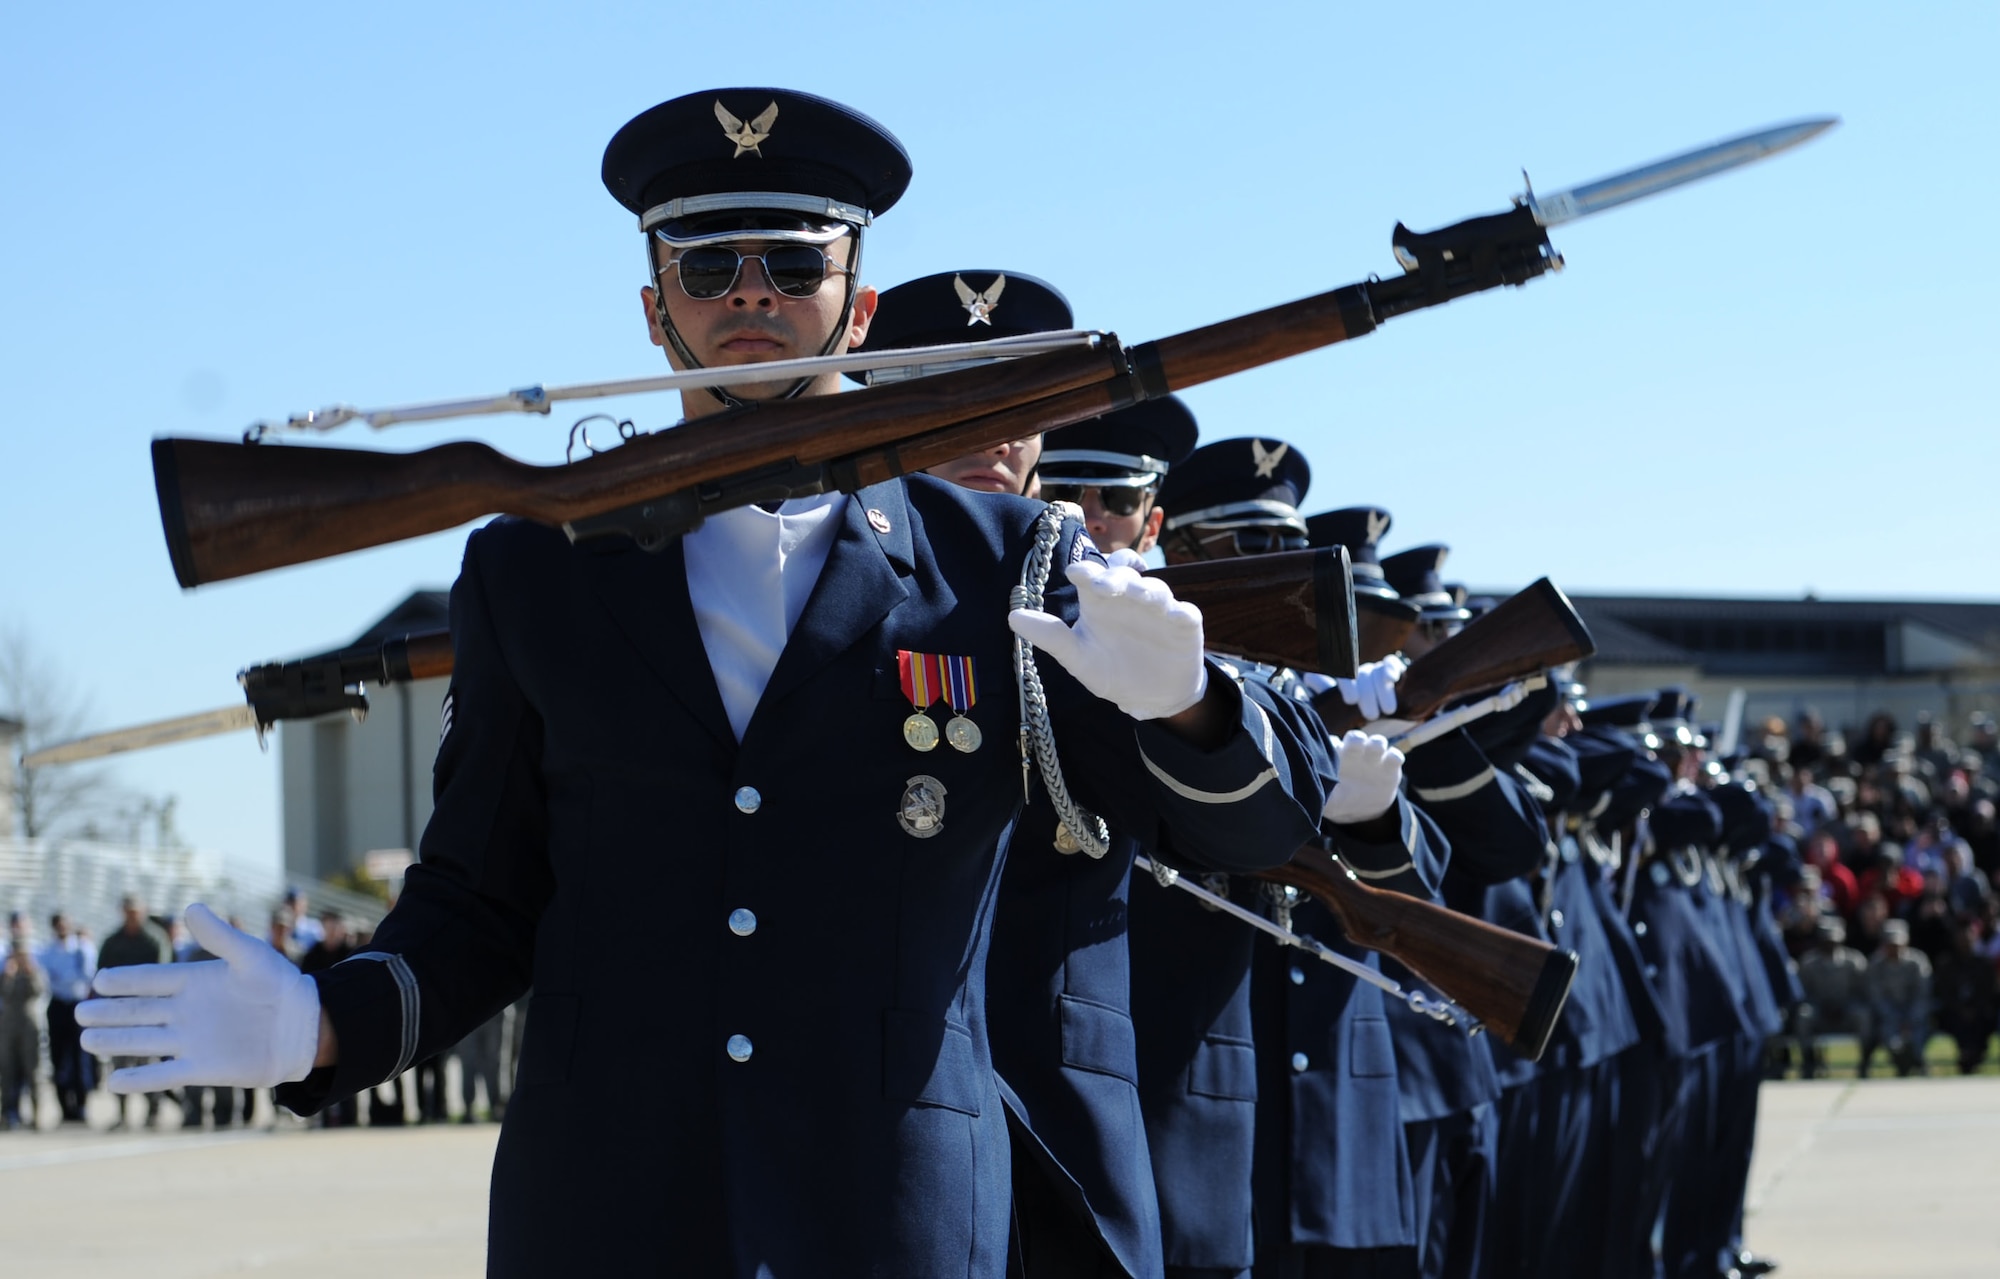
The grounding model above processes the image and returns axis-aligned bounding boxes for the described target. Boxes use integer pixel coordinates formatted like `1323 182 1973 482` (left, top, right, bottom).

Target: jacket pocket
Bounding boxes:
1059 994 1139 1084
883 1009 984 1116
1350 1015 1395 1078
516 994 578 1088
1188 1034 1257 1101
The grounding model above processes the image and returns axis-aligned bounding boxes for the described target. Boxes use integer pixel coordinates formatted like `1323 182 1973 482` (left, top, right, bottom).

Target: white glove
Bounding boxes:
1009 559 1207 721
1322 731 1406 825
1104 547 1150 572
1333 655 1406 722
77 903 321 1091
1488 679 1533 714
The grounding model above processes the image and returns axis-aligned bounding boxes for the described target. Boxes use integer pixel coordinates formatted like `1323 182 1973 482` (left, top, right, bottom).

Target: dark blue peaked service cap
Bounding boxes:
1577 692 1656 730
1381 545 1472 621
845 271 1072 384
602 88 912 227
1569 729 1640 816
1597 751 1673 831
1305 507 1397 598
1522 736 1583 813
1159 438 1311 533
1653 788 1724 850
1040 397 1200 487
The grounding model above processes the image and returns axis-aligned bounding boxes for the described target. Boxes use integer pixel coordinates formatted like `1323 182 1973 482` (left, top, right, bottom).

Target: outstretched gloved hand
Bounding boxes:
77 903 321 1091
1009 559 1207 721
1322 731 1406 825
1333 654 1407 723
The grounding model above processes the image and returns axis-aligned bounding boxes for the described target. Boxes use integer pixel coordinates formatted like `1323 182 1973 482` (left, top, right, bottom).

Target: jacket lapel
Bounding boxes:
752 480 915 723
581 538 737 750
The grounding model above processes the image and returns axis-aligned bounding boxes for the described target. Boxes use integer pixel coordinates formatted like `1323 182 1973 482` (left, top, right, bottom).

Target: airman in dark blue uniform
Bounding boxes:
88 89 1338 1279
1142 443 1451 1279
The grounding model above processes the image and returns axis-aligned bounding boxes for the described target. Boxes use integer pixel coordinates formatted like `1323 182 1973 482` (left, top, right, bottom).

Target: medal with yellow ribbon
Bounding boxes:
897 650 942 752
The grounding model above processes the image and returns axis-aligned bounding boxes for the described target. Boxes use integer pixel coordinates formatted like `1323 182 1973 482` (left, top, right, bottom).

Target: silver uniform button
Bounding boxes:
1289 966 1305 986
1644 965 1659 980
734 786 762 814
1550 909 1565 930
1634 921 1649 937
728 908 757 937
726 1034 754 1063
1291 1052 1309 1073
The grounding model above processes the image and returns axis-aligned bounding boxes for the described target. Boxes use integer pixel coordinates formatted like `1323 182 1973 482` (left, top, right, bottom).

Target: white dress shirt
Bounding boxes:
682 492 848 741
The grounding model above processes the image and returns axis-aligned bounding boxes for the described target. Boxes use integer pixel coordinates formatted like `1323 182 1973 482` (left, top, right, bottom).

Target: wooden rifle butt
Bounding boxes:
1319 576 1595 736
1257 843 1577 1058
1356 593 1421 663
1150 547 1358 678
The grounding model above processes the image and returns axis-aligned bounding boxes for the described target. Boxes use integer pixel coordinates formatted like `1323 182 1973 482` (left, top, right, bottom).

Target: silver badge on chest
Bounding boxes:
897 774 948 839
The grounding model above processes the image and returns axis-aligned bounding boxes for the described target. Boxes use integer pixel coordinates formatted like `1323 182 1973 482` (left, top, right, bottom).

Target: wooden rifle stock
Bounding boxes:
153 204 1565 588
1318 578 1595 735
230 550 1360 711
1257 844 1577 1058
1356 593 1422 664
1150 547 1358 678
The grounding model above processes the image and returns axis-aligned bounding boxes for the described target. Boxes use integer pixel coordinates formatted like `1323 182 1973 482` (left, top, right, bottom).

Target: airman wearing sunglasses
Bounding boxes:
1136 439 1450 1278
1034 398 1196 557
76 89 1339 1279
845 269 1078 498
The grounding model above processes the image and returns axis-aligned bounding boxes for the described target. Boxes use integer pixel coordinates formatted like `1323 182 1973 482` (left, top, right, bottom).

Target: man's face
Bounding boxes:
51 915 69 940
1078 486 1163 555
122 905 144 932
641 232 876 410
926 435 1043 496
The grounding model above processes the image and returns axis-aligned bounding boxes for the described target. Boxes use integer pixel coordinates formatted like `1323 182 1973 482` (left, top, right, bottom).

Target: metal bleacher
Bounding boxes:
0 838 386 936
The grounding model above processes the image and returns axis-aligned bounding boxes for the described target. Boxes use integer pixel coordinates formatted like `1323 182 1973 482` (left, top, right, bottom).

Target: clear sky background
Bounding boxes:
2 0 1994 870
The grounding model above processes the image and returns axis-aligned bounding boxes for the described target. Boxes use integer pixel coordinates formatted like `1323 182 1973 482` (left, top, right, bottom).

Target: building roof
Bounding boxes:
1564 593 2000 678
349 590 450 647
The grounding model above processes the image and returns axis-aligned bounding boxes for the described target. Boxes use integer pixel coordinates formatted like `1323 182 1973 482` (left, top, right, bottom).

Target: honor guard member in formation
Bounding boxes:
1513 693 1653 1279
847 268 1073 500
76 89 1337 1279
1356 538 1550 1279
854 270 1198 1276
1144 439 1448 1279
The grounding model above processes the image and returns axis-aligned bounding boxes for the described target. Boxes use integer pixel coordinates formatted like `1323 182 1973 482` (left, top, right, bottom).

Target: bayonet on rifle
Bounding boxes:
152 118 1836 589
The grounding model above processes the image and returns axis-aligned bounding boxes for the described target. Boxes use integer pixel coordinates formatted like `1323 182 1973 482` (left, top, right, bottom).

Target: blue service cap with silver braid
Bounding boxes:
1038 397 1199 488
1158 437 1311 533
603 87 911 229
1305 507 1396 598
1381 545 1473 622
846 270 1074 384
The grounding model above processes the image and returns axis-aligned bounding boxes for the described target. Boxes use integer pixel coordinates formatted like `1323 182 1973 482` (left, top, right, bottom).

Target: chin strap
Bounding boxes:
649 231 865 410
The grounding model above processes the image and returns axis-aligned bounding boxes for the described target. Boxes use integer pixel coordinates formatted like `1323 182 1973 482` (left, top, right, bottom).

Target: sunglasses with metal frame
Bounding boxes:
1184 524 1310 556
661 244 853 300
1036 481 1159 518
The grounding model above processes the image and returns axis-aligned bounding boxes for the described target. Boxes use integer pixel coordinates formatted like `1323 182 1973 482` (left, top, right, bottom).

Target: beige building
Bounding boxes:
279 591 450 882
1570 594 2000 739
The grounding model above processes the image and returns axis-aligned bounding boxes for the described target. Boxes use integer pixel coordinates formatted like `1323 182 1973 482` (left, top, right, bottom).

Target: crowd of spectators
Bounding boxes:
1759 710 2000 1076
0 886 524 1131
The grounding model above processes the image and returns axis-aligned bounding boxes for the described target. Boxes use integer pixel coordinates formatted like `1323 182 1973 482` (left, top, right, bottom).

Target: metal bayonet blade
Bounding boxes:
23 703 259 767
1527 118 1838 227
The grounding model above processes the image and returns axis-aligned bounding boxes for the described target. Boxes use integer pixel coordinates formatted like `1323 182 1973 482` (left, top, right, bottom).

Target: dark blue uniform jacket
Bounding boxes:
276 477 1327 1279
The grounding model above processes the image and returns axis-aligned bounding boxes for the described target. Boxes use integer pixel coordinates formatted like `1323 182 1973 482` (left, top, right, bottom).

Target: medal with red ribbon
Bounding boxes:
897 650 944 752
898 652 981 754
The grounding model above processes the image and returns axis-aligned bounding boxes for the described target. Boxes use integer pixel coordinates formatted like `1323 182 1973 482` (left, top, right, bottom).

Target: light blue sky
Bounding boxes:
2 1 1994 869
